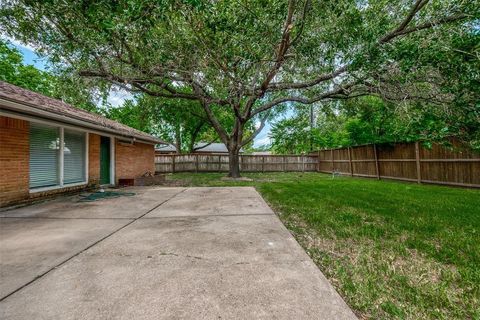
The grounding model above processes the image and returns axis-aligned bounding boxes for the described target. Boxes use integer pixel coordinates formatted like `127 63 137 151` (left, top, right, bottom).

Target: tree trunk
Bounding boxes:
198 101 244 178
227 147 241 178
174 125 182 154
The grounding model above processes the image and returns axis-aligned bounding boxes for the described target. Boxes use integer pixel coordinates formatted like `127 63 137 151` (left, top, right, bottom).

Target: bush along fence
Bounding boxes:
317 141 480 188
155 154 319 173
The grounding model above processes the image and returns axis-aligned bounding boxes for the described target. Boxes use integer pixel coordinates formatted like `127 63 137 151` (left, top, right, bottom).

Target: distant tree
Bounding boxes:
1 0 477 176
0 39 54 94
105 93 256 153
105 95 216 153
270 94 480 153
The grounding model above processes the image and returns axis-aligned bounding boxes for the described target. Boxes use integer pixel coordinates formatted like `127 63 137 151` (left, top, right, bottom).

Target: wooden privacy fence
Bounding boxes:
155 154 319 173
155 142 479 188
317 141 480 188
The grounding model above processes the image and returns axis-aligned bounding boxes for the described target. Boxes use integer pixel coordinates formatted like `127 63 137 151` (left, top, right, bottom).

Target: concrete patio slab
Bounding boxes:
0 187 184 219
0 187 356 319
145 187 274 218
0 217 127 298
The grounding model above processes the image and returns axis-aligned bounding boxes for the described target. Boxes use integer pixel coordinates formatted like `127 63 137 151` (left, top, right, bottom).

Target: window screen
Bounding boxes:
29 123 60 188
63 129 86 184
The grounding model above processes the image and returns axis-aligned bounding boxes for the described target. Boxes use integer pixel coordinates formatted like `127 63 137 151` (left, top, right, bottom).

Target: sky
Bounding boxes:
8 39 274 148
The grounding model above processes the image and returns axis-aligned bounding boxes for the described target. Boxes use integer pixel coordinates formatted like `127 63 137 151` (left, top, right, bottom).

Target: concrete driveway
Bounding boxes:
0 187 356 319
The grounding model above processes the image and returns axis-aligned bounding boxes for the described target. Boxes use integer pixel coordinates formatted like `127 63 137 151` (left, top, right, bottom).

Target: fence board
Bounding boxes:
155 141 479 188
155 154 319 173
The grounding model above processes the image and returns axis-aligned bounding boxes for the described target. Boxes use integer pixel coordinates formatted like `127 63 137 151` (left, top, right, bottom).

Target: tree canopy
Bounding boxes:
0 38 234 152
0 39 106 112
104 94 255 153
1 0 477 176
270 94 480 154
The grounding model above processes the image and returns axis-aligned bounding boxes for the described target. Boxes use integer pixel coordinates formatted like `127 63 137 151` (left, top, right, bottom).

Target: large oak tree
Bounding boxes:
1 0 476 177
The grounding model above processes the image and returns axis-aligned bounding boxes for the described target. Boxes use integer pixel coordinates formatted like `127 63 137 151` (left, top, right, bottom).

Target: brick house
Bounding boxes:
0 81 163 207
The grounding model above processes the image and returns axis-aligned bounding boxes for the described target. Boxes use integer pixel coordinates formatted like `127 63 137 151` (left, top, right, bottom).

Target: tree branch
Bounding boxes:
379 0 468 44
241 110 271 147
290 0 311 47
380 0 430 44
251 82 357 117
190 82 230 144
265 0 466 95
243 0 297 119
393 13 469 38
193 140 216 151
266 65 347 91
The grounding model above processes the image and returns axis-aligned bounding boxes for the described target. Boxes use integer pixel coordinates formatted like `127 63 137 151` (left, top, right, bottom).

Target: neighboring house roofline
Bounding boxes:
193 142 244 153
155 143 177 152
0 81 165 145
155 142 245 154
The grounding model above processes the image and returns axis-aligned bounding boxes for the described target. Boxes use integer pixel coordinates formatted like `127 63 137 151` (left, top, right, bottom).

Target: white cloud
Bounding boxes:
107 88 134 107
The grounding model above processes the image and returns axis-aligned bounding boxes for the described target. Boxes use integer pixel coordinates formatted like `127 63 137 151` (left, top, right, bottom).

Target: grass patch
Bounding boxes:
166 172 480 319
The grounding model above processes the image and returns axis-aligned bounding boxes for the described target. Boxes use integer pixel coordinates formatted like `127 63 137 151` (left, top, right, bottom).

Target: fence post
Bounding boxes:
348 147 353 176
415 142 421 184
153 144 478 187
373 144 380 179
317 151 320 172
331 149 334 173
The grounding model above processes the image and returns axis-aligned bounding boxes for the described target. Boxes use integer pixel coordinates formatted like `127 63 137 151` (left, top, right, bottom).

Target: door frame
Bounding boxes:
100 135 115 186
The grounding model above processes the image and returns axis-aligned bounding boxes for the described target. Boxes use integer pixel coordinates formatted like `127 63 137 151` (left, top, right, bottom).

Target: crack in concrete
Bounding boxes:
158 252 205 260
0 188 187 302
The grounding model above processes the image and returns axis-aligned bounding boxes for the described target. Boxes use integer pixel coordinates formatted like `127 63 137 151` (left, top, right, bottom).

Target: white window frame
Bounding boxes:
0 110 124 191
29 123 89 193
110 136 115 185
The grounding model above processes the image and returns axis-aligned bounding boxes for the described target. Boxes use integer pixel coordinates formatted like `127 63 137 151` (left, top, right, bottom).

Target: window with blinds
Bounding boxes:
29 123 87 189
29 123 60 188
64 129 86 184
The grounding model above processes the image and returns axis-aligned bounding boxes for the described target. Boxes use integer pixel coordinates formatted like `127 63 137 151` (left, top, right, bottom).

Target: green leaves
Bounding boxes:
0 40 52 95
0 39 104 113
270 92 480 153
0 0 477 158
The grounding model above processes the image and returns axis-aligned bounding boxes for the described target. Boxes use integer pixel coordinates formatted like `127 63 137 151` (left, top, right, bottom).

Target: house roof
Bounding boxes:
251 151 272 155
194 142 229 153
155 142 244 154
194 142 244 153
0 81 163 144
156 144 177 152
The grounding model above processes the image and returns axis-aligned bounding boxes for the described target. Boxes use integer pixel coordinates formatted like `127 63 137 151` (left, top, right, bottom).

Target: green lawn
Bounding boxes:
166 172 480 319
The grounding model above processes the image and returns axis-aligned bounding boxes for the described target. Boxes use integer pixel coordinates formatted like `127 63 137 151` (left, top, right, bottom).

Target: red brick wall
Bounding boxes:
88 133 100 186
0 117 98 207
0 116 30 206
0 117 155 207
115 139 155 182
28 184 91 203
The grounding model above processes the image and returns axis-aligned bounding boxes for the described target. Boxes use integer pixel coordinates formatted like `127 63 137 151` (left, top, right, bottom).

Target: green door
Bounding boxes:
100 136 110 185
